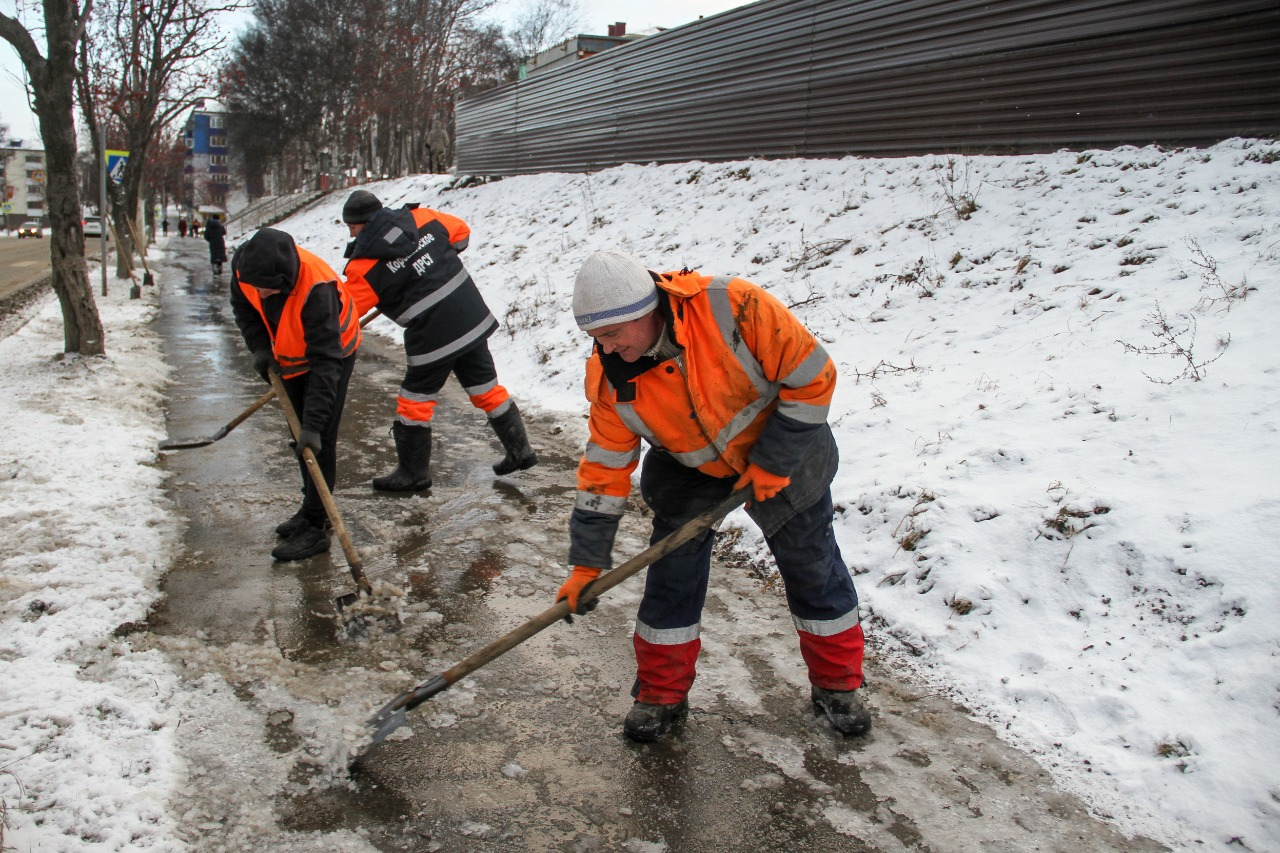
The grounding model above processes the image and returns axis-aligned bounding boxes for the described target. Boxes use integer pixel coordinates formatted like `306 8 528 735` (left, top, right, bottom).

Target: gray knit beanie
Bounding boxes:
572 249 658 331
342 189 382 224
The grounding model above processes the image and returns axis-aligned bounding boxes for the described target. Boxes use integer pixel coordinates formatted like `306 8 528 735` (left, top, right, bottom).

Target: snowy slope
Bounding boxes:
1 138 1276 851
272 139 1280 848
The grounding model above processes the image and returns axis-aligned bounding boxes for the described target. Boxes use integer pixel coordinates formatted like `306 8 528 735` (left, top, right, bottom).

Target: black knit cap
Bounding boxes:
234 228 298 291
343 189 383 224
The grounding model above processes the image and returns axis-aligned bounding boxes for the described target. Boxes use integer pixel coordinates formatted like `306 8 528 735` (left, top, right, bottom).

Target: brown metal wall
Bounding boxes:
455 0 1280 175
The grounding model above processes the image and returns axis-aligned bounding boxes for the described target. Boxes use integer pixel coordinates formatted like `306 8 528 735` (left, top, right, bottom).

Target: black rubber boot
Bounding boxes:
623 700 688 743
372 422 432 492
275 507 308 538
811 686 872 736
489 403 538 475
271 524 330 562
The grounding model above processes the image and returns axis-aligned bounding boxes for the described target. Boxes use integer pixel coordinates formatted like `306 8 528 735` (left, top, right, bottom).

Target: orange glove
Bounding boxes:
734 462 791 504
557 566 602 615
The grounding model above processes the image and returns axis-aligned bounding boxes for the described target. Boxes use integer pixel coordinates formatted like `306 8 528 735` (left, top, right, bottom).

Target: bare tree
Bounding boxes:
507 0 579 65
225 0 500 185
77 0 240 277
222 0 362 192
141 128 186 228
0 1 104 355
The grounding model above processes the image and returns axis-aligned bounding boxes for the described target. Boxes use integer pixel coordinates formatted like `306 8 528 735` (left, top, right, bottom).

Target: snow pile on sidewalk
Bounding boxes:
271 139 1280 850
0 282 185 848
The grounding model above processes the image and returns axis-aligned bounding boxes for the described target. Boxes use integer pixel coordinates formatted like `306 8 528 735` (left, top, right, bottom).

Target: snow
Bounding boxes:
2 138 1278 850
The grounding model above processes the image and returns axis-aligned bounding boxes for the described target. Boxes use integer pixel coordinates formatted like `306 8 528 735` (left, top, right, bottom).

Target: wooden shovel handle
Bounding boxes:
398 488 750 713
267 371 372 596
220 387 277 436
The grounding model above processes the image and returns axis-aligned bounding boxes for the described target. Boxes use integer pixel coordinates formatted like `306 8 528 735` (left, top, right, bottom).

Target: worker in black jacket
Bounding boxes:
340 189 537 491
230 228 362 560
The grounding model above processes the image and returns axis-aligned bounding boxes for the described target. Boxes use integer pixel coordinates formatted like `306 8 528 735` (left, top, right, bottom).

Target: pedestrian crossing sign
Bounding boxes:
106 150 130 184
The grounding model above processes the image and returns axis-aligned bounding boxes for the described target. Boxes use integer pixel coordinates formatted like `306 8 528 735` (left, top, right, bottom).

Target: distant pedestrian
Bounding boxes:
162 218 169 236
204 217 227 275
339 189 537 492
190 219 201 239
177 217 187 238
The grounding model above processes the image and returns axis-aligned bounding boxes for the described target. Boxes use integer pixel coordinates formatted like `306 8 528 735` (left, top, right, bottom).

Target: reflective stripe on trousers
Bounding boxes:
633 456 864 701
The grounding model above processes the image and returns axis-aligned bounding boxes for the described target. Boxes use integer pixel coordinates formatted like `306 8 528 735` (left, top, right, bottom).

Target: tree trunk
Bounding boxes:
41 113 104 355
33 17 105 356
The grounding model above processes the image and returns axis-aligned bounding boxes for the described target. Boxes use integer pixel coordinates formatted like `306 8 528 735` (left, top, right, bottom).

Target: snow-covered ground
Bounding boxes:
2 138 1277 850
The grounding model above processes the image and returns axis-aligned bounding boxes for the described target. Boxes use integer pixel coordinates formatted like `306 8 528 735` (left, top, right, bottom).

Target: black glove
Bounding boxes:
295 428 322 459
252 348 277 382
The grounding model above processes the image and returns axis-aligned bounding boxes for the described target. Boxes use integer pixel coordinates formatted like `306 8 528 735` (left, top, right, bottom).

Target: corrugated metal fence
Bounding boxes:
455 0 1280 175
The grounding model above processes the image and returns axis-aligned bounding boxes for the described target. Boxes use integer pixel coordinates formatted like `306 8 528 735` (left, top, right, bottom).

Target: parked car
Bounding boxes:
17 221 42 238
82 216 107 239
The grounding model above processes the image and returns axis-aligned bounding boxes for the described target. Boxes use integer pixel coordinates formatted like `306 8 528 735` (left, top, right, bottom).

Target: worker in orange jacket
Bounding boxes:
340 190 537 492
230 228 362 561
558 249 868 742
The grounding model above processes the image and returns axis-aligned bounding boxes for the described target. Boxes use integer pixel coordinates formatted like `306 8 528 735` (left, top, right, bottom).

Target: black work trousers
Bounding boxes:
283 353 357 527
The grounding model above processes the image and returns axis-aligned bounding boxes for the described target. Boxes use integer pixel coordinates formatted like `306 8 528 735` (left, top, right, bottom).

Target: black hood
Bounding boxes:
233 228 299 292
344 206 418 261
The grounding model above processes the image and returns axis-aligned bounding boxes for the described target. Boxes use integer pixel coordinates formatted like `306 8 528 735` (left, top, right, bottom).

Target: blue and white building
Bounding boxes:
182 98 230 216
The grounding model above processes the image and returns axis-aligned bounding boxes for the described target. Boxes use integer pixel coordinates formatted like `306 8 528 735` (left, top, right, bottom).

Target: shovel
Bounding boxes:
159 388 277 450
159 311 381 451
104 219 144 300
267 370 374 610
122 216 155 286
357 487 750 759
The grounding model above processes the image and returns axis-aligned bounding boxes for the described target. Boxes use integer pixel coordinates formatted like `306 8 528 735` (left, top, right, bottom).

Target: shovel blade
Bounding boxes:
365 707 408 750
158 436 215 450
334 591 360 611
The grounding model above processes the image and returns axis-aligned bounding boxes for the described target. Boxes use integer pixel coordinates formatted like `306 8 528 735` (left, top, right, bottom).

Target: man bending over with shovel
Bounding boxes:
339 190 537 492
230 228 362 561
557 249 870 742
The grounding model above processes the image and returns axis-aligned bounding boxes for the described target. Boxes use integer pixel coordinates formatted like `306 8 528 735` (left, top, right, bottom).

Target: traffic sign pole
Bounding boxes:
99 127 108 296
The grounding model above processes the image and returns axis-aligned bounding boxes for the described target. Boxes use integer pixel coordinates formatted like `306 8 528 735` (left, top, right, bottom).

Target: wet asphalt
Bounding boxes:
140 236 1168 852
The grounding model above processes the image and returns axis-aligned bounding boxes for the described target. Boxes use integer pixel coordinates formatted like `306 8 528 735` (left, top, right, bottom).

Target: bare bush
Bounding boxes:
937 156 980 220
784 229 851 272
502 276 559 336
878 256 943 297
1187 238 1254 313
1041 504 1111 540
1 754 27 848
892 490 935 558
1117 303 1229 383
850 357 923 383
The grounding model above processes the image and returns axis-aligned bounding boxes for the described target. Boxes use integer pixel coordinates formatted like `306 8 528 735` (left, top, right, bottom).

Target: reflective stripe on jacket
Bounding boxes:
570 270 837 566
342 206 494 366
238 246 360 379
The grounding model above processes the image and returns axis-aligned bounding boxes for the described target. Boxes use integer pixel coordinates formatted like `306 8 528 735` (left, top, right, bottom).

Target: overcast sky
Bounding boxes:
551 0 752 32
0 1 753 146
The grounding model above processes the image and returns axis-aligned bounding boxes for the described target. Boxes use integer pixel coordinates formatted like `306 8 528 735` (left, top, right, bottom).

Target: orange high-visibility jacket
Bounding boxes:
574 270 837 532
237 246 361 378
